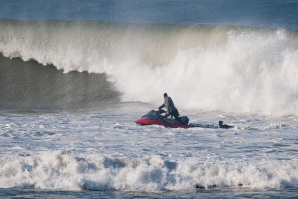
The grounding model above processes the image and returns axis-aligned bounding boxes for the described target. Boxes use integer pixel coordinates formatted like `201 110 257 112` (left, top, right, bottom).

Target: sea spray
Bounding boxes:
1 20 298 115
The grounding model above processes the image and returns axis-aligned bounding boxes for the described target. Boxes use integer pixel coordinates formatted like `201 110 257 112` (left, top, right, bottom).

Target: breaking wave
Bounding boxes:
1 151 298 191
1 20 298 115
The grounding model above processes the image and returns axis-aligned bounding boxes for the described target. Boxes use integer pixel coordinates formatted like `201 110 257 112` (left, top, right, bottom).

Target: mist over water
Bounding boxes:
1 20 298 115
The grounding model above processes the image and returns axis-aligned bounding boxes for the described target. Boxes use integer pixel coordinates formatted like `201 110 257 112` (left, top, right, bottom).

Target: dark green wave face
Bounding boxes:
0 54 120 112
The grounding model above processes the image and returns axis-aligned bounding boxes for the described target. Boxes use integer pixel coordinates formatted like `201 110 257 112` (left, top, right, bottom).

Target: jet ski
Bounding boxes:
136 110 223 129
135 110 190 128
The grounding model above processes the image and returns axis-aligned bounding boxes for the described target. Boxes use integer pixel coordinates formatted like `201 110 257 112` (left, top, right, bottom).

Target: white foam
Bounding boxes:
0 151 297 191
1 21 298 116
1 110 298 191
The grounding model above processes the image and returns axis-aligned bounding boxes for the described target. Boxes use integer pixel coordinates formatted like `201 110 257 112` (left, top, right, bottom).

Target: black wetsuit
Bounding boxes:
219 121 234 128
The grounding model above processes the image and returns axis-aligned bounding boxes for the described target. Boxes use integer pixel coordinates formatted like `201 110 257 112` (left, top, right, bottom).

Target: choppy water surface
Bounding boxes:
1 107 298 198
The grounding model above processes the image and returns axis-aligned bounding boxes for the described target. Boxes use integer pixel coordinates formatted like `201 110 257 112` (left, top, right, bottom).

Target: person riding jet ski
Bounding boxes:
158 93 183 124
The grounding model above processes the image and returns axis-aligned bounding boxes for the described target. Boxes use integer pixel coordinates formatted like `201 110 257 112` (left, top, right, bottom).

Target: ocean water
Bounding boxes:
1 0 298 198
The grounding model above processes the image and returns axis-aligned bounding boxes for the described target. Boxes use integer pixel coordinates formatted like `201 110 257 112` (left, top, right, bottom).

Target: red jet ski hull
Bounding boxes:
136 111 218 129
136 118 190 128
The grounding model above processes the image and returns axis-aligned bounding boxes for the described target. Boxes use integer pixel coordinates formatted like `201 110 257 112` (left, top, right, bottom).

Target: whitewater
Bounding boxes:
1 109 298 190
1 21 298 115
1 0 298 198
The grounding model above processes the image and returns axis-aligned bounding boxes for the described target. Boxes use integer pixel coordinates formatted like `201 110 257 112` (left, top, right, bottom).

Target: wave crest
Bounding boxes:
1 20 298 115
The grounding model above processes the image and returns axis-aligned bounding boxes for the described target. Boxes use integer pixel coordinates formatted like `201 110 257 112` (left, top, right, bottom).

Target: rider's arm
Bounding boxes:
158 104 165 109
